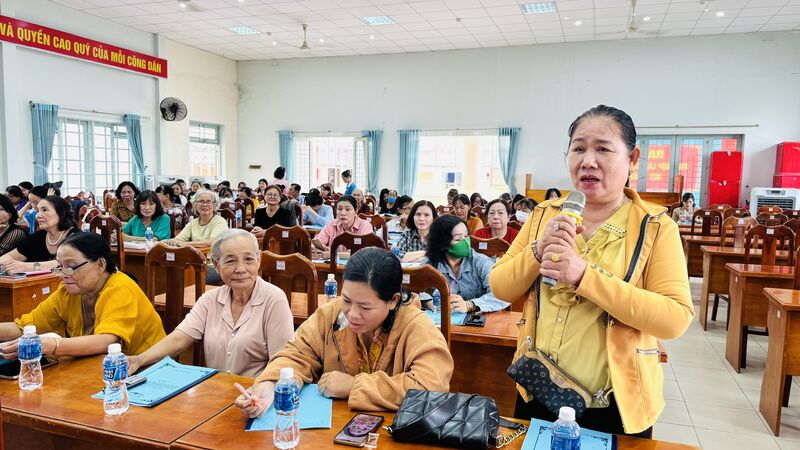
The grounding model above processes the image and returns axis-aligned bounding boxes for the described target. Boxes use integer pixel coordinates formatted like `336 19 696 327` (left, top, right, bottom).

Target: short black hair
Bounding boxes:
290 183 301 192
5 185 23 199
41 195 76 231
155 185 179 204
42 182 61 197
274 166 286 179
452 194 470 208
135 190 164 220
60 232 116 273
343 247 407 332
395 195 413 211
305 193 323 207
342 170 352 179
516 198 536 210
406 200 437 233
176 178 186 184
219 180 231 188
258 178 268 185
545 188 562 200
682 192 695 203
425 215 467 268
18 181 33 191
115 181 140 200
336 195 357 210
240 186 253 197
30 185 48 200
0 194 19 224
485 198 511 215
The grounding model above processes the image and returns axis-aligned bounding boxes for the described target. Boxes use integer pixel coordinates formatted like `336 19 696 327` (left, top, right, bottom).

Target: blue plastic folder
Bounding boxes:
92 356 217 407
520 418 616 450
424 310 468 326
245 384 333 431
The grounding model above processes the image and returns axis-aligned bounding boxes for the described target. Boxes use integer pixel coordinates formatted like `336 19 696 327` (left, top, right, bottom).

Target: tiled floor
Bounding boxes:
653 278 800 449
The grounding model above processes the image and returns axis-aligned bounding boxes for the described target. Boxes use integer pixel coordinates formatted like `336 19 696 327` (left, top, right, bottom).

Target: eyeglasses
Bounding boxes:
265 193 281 198
196 200 214 205
51 260 90 277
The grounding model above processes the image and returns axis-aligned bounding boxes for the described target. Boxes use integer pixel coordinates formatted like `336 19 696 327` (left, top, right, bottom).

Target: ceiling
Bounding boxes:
50 0 800 60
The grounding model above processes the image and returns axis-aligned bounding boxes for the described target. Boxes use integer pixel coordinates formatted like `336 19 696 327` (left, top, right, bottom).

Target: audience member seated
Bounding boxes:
270 166 290 196
17 185 48 233
218 186 235 206
514 198 536 222
470 192 485 208
288 183 304 205
237 181 247 191
122 190 171 242
0 195 79 272
128 230 294 377
424 215 508 313
446 188 458 206
18 181 33 200
671 192 699 225
172 182 188 206
395 200 437 262
177 179 190 198
155 185 185 217
475 199 520 245
302 193 333 227
377 188 390 213
0 233 165 357
545 187 562 201
320 182 335 202
252 185 295 236
110 181 139 222
236 248 453 415
312 195 373 259
452 193 484 235
5 185 27 212
0 194 26 257
352 188 370 215
255 178 269 197
382 190 399 214
342 169 356 196
386 195 414 233
187 180 202 201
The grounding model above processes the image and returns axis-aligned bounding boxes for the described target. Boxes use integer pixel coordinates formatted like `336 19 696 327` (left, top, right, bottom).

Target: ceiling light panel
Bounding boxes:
520 2 558 15
228 26 260 35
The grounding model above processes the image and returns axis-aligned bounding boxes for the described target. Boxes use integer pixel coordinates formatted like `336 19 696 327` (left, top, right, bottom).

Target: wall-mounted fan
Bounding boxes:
160 97 187 121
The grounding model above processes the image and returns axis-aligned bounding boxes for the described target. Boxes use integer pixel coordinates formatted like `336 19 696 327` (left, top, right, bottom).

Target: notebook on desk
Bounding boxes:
245 384 332 431
521 418 616 450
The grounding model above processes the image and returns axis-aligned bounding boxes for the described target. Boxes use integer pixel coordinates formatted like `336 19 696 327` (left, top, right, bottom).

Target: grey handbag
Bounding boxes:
387 390 527 449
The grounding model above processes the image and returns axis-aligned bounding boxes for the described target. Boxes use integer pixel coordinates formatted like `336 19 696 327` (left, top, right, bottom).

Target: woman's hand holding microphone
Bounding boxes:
536 215 588 287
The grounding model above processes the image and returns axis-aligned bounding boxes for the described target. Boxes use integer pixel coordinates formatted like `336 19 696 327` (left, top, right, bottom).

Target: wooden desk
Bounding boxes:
682 235 725 277
0 274 62 322
118 246 209 295
724 264 794 372
173 399 699 450
678 225 721 236
760 288 800 436
698 246 790 330
0 355 249 449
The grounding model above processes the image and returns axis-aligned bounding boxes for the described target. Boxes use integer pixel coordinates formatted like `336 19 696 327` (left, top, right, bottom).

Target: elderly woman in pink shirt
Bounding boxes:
312 195 374 259
127 229 294 377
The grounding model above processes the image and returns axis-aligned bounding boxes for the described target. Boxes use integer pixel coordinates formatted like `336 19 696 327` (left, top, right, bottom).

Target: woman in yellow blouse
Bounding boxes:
0 232 166 358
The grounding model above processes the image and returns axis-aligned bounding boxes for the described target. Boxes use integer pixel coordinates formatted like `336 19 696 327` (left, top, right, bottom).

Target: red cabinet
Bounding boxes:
708 180 741 207
775 142 800 174
709 151 743 181
773 174 800 189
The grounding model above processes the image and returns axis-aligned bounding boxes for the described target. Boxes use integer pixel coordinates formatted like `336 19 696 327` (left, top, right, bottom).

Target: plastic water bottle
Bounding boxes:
103 343 129 415
390 246 401 258
432 288 442 312
235 209 243 228
551 406 581 450
273 367 300 449
81 222 90 233
324 274 338 300
18 325 43 391
145 226 154 250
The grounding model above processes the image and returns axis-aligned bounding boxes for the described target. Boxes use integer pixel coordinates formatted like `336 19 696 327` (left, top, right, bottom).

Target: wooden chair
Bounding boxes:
709 204 731 212
471 205 487 224
508 221 522 231
436 205 451 215
260 250 319 322
667 201 681 216
359 213 388 244
690 209 723 236
185 200 193 217
759 205 783 214
365 196 377 214
401 264 452 348
329 232 386 273
784 218 800 240
144 244 207 335
470 235 510 259
86 191 96 208
166 210 189 236
262 225 312 259
294 202 303 225
238 198 255 221
724 207 750 218
744 225 795 266
783 209 800 220
79 206 102 230
756 212 788 226
217 208 236 229
720 216 757 249
89 215 126 272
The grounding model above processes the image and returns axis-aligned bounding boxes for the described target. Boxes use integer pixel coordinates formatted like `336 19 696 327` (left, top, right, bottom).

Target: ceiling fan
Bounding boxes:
300 24 310 50
624 0 661 36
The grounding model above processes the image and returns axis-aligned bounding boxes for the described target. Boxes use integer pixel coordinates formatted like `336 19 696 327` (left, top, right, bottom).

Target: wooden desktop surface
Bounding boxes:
0 273 62 322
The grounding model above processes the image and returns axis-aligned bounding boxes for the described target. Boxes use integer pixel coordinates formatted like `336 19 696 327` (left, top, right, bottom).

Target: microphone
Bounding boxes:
542 191 586 287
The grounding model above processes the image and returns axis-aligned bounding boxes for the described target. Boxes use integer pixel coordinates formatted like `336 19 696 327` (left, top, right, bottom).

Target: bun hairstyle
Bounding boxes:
568 104 637 153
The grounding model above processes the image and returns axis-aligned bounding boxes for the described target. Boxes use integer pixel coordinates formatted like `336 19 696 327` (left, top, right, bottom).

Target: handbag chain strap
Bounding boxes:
494 421 528 448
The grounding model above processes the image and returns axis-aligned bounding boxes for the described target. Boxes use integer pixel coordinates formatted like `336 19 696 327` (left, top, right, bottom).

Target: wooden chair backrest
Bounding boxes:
262 225 312 259
470 235 510 259
359 214 388 243
185 200 193 217
86 191 96 207
744 225 795 266
436 205 451 215
758 205 783 214
794 241 800 290
401 264 451 348
89 214 125 271
471 206 487 224
709 204 731 212
667 202 681 216
691 209 723 236
329 232 386 273
721 216 757 248
217 208 236 229
79 206 102 229
783 209 800 220
365 197 377 214
756 212 788 226
260 250 318 319
508 221 522 231
238 198 255 220
294 202 303 225
144 244 207 334
723 207 750 218
103 191 115 211
784 219 800 241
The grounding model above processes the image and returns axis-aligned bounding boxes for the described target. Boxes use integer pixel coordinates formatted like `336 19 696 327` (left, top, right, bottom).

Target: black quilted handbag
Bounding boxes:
387 390 527 449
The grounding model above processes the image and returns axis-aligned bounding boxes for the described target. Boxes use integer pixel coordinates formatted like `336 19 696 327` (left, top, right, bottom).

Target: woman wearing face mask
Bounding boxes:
235 248 453 415
383 190 399 214
423 215 508 314
475 199 519 245
451 194 484 236
513 199 536 223
395 200 437 262
122 190 171 242
110 181 140 222
312 195 373 259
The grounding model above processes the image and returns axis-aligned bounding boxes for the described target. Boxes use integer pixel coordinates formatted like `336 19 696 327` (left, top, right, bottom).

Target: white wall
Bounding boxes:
162 39 237 180
237 31 800 202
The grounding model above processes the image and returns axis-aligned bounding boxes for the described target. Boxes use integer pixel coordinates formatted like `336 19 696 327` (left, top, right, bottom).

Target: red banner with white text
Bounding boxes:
0 15 167 78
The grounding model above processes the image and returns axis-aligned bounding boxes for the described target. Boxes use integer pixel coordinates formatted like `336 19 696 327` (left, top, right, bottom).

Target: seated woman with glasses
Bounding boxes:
251 185 295 237
0 233 166 358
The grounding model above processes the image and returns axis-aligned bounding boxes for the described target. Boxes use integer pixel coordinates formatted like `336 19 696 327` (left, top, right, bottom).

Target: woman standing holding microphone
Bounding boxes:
490 105 693 437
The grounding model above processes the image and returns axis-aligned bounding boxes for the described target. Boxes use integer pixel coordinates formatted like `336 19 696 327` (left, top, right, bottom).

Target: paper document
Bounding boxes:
521 418 616 450
245 384 333 431
424 310 468 326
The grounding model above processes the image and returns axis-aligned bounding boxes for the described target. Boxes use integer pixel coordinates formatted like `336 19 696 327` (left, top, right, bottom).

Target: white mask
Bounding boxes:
516 210 529 222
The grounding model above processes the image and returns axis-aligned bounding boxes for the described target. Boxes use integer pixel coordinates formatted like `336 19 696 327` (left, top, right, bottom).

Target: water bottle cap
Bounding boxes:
327 274 335 281
558 406 576 421
108 343 122 353
279 367 294 379
23 325 36 335
146 226 152 231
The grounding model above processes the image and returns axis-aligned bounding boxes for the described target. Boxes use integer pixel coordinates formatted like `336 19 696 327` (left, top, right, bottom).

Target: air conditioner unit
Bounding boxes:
749 187 800 217
143 175 182 191
189 176 225 190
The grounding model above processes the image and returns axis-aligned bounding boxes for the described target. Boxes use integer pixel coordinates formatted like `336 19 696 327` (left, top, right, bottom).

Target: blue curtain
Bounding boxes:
278 130 294 182
361 130 383 195
397 130 421 197
123 114 145 187
30 103 60 184
498 127 521 196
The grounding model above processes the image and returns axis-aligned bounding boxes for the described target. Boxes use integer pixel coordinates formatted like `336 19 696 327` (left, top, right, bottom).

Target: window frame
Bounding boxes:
189 121 222 177
293 133 369 193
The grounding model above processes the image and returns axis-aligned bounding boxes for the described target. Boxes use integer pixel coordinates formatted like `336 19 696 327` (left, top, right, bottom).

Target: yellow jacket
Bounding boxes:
489 188 693 433
255 297 453 411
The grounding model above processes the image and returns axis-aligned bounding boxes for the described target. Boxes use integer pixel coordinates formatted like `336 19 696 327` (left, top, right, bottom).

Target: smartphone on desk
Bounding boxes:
333 413 384 447
464 314 485 327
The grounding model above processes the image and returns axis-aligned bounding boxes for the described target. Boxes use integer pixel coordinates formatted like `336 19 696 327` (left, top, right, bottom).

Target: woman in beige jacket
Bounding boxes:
236 247 453 416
